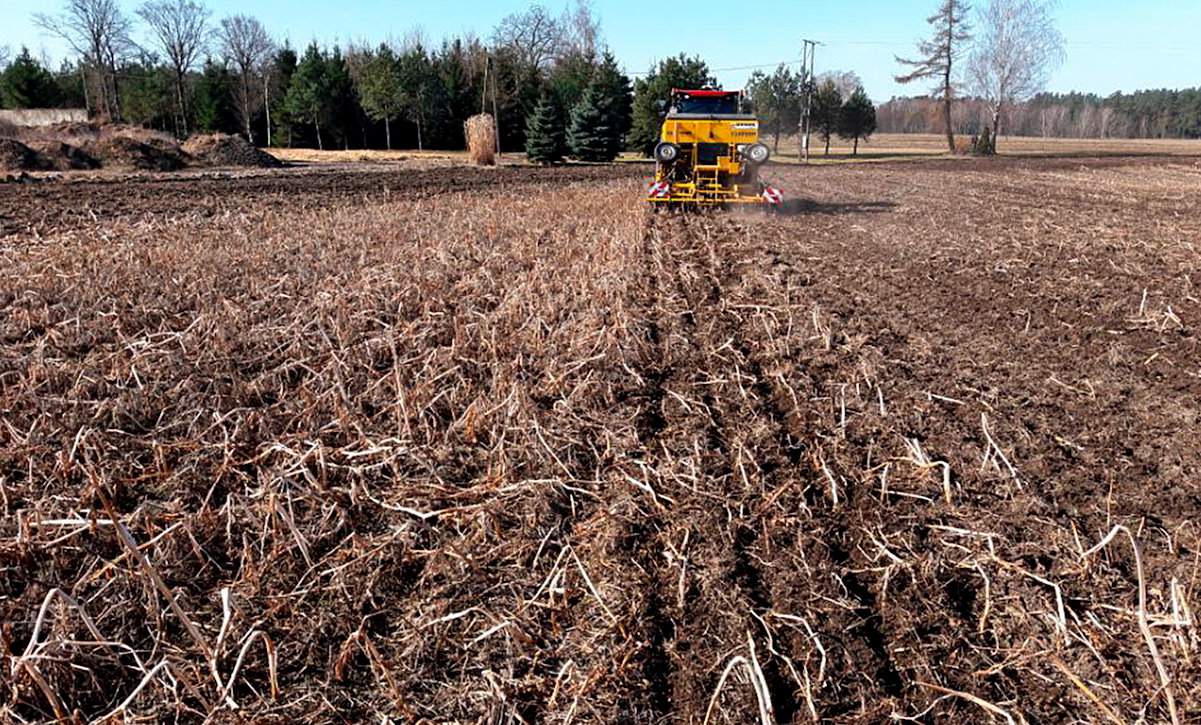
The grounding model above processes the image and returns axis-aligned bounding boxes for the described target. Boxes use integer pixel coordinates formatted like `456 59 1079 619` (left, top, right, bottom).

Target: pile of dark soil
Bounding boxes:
26 140 100 171
183 133 282 167
38 120 102 144
87 135 187 171
0 138 39 171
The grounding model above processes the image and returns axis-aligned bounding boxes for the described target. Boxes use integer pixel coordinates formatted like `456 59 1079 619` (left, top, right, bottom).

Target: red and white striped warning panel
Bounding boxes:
648 181 671 199
762 186 784 205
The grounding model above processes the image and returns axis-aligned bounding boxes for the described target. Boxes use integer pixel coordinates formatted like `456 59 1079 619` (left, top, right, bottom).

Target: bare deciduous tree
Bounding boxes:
217 14 274 143
968 0 1065 151
563 0 600 59
896 0 973 153
34 0 132 120
820 70 865 100
492 5 564 70
138 0 210 137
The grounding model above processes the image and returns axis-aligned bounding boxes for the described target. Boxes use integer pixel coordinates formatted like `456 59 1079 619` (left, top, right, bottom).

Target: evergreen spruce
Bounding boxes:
546 52 593 114
193 59 238 133
975 126 995 155
746 64 803 152
283 43 331 149
270 44 298 146
1 48 60 108
837 86 878 156
119 56 174 129
568 83 611 161
590 52 632 158
525 93 567 164
324 46 357 150
812 79 843 155
627 55 713 156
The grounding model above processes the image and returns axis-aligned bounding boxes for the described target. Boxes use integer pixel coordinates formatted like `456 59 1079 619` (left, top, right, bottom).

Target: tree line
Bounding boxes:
3 0 884 159
3 0 622 152
881 0 1199 147
0 0 661 157
742 67 877 156
893 0 1063 152
878 89 1201 140
7 0 1189 156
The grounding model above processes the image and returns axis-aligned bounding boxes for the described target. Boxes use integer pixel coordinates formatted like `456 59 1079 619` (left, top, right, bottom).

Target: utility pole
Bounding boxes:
480 53 489 115
264 69 272 148
799 39 819 164
491 58 501 157
482 51 501 157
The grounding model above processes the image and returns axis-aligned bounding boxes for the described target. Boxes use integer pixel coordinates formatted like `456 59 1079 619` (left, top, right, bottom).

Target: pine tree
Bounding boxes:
269 43 298 146
590 52 633 159
546 52 594 114
487 46 543 153
357 44 404 149
193 58 238 133
428 39 476 150
747 64 802 152
812 79 843 155
324 46 357 149
1 47 60 108
525 93 567 164
119 55 174 130
627 55 713 155
52 61 88 109
568 83 612 161
837 86 877 155
284 42 331 149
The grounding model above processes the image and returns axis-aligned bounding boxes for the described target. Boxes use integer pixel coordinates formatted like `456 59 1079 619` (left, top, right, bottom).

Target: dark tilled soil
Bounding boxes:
182 134 284 169
1 156 1199 723
0 162 645 238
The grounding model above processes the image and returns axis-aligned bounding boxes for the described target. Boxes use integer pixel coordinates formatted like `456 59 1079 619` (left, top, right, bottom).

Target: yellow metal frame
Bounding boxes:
649 114 766 206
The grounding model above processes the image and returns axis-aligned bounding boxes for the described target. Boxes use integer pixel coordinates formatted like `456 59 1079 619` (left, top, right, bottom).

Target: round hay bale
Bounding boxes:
465 114 497 166
182 133 282 168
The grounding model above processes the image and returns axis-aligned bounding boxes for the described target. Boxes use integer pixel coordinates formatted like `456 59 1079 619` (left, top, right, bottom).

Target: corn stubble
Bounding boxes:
2 158 1201 723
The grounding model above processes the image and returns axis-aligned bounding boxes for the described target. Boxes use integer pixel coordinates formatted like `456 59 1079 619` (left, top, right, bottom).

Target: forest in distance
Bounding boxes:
2 0 1199 155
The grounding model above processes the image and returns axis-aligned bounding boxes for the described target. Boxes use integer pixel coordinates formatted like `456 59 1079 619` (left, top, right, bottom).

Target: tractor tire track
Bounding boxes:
701 212 912 719
725 214 910 716
652 212 805 722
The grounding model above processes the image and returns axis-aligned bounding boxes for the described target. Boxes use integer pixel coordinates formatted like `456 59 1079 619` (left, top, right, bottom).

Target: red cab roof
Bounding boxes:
671 88 741 97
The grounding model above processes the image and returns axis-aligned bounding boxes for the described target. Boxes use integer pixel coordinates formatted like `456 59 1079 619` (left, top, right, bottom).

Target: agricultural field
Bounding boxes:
2 153 1200 723
264 134 1201 167
770 133 1201 162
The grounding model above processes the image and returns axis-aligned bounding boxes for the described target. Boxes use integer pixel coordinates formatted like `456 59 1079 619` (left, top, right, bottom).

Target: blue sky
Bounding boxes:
3 0 1199 100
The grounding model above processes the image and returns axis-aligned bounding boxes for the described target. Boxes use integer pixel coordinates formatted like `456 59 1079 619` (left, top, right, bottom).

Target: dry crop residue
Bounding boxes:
1 157 1199 722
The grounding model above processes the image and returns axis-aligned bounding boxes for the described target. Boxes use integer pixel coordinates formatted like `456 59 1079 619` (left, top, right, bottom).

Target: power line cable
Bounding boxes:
624 58 805 77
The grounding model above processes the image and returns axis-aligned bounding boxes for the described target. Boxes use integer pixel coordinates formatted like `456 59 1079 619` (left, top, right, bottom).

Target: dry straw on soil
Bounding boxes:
465 113 497 166
1 157 1200 723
